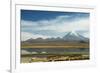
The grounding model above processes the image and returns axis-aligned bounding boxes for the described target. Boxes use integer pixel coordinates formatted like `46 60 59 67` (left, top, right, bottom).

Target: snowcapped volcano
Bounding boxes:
63 31 89 42
68 31 79 37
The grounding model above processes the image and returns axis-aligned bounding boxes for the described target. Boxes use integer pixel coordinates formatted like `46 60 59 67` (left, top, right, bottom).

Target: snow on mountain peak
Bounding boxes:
63 31 89 42
70 31 79 36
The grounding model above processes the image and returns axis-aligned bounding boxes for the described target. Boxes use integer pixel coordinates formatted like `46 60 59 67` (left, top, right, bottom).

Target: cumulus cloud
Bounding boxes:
21 15 89 41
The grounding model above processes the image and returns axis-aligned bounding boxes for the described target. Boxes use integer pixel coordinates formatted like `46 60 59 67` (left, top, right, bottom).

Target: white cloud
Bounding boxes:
21 15 89 40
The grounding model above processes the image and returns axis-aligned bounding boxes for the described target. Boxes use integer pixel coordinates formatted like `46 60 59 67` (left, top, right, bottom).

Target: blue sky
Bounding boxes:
21 10 89 41
21 10 89 21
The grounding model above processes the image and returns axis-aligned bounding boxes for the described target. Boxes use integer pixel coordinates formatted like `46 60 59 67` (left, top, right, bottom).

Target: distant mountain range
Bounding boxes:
22 31 89 43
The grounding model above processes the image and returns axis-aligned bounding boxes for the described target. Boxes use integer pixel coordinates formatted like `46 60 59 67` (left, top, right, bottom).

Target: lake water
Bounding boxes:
21 48 89 55
21 48 89 63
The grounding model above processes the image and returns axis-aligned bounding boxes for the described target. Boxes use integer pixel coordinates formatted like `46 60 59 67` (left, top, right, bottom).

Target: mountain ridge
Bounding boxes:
22 31 89 43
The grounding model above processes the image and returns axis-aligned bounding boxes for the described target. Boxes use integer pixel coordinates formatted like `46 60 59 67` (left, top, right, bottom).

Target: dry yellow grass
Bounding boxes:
21 42 89 49
21 45 89 49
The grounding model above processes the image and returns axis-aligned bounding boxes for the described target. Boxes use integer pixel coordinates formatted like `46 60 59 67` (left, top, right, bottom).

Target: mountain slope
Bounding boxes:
63 31 89 42
22 31 89 43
